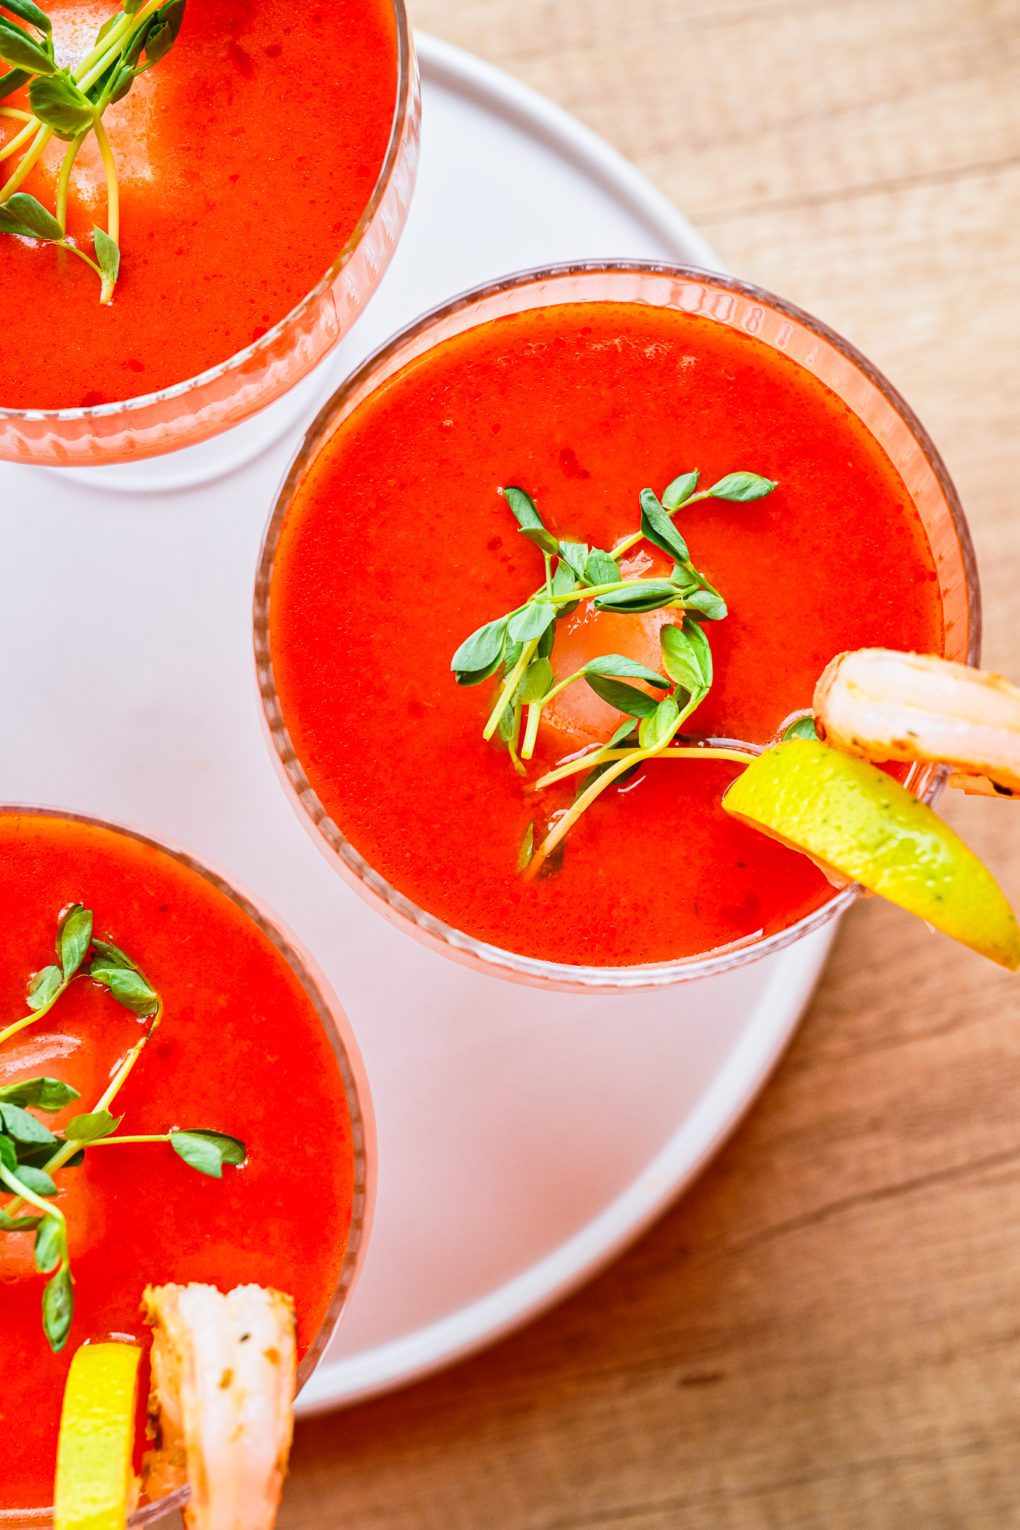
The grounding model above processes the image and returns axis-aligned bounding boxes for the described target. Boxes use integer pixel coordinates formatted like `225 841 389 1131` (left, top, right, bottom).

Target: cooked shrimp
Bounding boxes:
142 1283 297 1530
814 649 1020 794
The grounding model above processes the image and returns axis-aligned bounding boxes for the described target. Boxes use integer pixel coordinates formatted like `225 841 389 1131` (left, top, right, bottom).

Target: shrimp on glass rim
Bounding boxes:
814 648 1020 798
142 1283 298 1530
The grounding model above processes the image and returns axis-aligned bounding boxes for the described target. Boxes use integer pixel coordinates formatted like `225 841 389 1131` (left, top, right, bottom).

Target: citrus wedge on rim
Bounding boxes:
54 1341 142 1530
723 738 1020 970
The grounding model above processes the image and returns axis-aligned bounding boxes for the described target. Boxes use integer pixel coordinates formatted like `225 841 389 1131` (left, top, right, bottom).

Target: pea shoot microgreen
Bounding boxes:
0 903 245 1352
451 469 778 876
0 0 185 302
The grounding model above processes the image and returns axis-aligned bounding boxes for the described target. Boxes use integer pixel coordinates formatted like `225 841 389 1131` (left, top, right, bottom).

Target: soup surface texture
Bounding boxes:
0 812 355 1509
0 0 398 408
268 301 946 969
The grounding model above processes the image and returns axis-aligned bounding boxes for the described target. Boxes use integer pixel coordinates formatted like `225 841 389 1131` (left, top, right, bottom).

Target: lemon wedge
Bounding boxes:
723 738 1020 970
55 1341 142 1530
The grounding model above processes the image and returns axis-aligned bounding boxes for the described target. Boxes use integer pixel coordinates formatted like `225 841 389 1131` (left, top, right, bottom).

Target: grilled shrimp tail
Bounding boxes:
814 648 1020 794
142 1283 297 1530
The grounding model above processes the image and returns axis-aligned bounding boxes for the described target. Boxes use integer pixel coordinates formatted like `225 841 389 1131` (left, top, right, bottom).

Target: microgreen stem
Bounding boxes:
2 1007 161 1219
521 703 542 760
0 117 38 162
75 0 163 92
483 637 540 742
539 668 585 706
0 980 73 1049
524 753 644 882
76 1132 169 1148
96 1006 161 1115
516 663 610 755
506 703 526 775
0 122 52 202
59 237 103 279
545 579 637 606
55 133 85 231
0 1161 64 1224
74 11 137 84
0 108 34 123
92 116 118 242
532 744 756 792
92 114 119 301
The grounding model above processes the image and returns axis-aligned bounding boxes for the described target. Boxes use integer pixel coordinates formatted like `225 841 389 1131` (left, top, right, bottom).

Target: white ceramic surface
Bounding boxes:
0 34 835 1412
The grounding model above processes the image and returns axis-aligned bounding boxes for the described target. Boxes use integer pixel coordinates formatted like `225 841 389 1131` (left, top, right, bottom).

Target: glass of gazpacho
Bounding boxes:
0 0 418 467
254 261 979 991
0 806 372 1523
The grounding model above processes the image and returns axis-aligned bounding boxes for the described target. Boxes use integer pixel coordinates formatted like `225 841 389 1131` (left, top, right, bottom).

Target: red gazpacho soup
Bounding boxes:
265 297 948 970
0 811 356 1512
0 0 399 409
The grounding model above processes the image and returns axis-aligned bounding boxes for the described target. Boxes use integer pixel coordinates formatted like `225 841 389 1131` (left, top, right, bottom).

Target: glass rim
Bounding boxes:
0 802 373 1528
0 0 413 428
254 257 982 993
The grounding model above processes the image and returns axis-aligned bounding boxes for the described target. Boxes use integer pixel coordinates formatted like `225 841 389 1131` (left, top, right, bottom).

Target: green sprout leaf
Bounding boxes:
42 1261 73 1353
550 561 577 599
0 1209 42 1231
594 581 678 614
581 654 669 688
89 944 159 1017
0 66 29 98
29 70 94 138
557 541 589 581
507 601 556 644
782 714 819 742
638 694 680 752
683 588 728 621
169 1129 246 1180
451 617 508 681
583 549 620 586
585 675 660 719
0 17 54 74
93 223 120 286
0 1077 79 1112
34 1217 62 1274
504 485 559 557
15 1164 58 1197
0 192 62 241
65 1109 121 1143
661 621 713 692
516 657 553 705
140 0 184 65
607 718 639 748
0 1104 56 1146
517 822 535 874
707 472 777 503
26 963 62 1011
5 0 52 34
662 470 700 510
639 489 689 563
58 903 92 980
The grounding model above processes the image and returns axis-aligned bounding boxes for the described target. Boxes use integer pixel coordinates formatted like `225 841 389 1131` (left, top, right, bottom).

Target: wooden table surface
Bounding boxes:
280 2 1020 1525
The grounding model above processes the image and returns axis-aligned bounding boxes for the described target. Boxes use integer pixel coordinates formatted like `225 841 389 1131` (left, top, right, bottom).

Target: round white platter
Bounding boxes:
0 34 836 1411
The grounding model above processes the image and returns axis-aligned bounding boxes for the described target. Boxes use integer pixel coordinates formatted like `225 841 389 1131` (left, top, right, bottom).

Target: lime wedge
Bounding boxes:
723 739 1020 970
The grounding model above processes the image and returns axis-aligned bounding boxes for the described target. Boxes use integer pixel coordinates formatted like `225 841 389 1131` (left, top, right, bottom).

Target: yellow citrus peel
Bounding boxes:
54 1340 142 1530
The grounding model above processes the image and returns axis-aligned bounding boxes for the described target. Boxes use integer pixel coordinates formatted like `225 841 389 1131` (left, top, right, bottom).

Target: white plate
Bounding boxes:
0 34 836 1411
